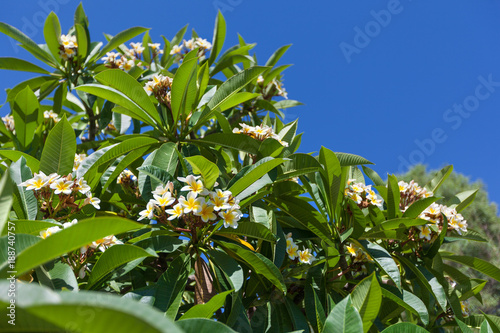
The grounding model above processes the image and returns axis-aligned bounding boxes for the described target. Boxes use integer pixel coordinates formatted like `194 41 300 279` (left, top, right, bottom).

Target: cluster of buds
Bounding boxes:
256 75 288 99
138 175 242 230
20 171 100 218
44 110 60 123
170 37 212 59
414 202 468 241
144 74 173 106
345 180 383 208
286 233 315 264
101 52 135 71
59 34 78 60
2 115 15 133
232 123 289 147
398 180 433 210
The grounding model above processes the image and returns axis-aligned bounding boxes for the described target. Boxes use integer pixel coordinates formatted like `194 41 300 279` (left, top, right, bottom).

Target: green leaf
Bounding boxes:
366 218 430 233
449 189 478 213
0 57 50 74
483 313 500 333
133 234 188 254
441 255 500 283
381 285 429 326
0 22 55 66
217 222 277 242
75 23 88 59
97 27 149 60
197 133 261 155
177 318 237 333
358 240 401 290
0 234 40 273
456 318 475 333
207 66 267 111
13 217 144 276
12 86 40 150
229 157 287 198
362 166 385 186
208 11 226 65
87 244 156 289
278 153 322 181
157 254 191 319
305 285 326 333
335 152 374 166
319 146 342 218
0 150 39 171
185 155 219 189
9 157 37 221
102 146 150 191
207 249 244 292
94 69 161 125
218 241 286 293
403 197 439 218
171 57 198 124
265 44 291 67
425 165 453 193
2 220 59 236
43 12 62 62
387 174 400 219
0 171 12 230
351 273 382 333
36 260 78 291
323 295 364 333
39 115 76 176
0 282 184 333
381 323 429 332
181 290 232 320
217 92 260 112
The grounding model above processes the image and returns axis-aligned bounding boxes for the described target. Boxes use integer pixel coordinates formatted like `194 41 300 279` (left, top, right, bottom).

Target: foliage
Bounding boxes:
0 5 499 332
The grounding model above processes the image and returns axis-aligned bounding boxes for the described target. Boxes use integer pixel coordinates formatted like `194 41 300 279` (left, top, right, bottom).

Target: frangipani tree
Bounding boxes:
0 4 499 333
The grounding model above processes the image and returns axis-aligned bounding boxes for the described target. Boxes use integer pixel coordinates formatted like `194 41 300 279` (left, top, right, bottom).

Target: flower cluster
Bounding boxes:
2 115 14 133
257 75 288 99
101 52 135 71
415 202 468 240
73 153 87 172
170 38 212 58
44 110 60 123
144 74 173 106
398 180 433 210
344 180 383 208
286 233 315 264
138 175 242 229
232 123 289 147
59 34 78 60
20 171 100 217
117 169 137 185
346 243 371 263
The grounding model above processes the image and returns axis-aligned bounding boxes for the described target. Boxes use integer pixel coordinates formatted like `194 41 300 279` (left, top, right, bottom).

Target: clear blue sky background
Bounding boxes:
1 0 499 208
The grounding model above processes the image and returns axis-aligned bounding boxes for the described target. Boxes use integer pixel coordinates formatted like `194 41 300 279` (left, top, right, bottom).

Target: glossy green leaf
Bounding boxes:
177 318 237 333
87 244 156 289
181 290 232 320
0 282 183 333
0 57 50 74
305 285 326 333
97 27 149 59
386 174 400 219
381 285 429 326
75 23 88 59
102 146 150 190
207 249 244 292
43 12 62 62
218 241 286 293
265 44 291 67
425 165 453 193
362 166 385 186
403 197 439 218
351 273 382 333
8 157 37 221
36 260 78 291
171 57 198 123
39 115 76 176
217 222 276 242
335 152 374 166
323 295 363 333
381 323 429 333
208 11 226 65
197 133 260 155
158 254 191 319
441 255 500 283
449 189 478 213
2 220 59 236
12 86 40 150
14 217 144 276
185 155 219 189
358 240 401 290
0 172 13 233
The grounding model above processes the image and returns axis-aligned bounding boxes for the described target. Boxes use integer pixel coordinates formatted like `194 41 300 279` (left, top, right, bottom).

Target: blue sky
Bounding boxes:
1 0 500 207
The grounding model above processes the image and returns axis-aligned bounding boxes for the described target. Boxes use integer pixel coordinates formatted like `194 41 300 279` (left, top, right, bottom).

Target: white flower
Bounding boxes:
170 44 182 55
210 194 231 211
178 175 208 195
91 235 122 252
74 153 86 171
195 203 217 222
43 110 60 122
179 192 205 214
138 201 156 221
298 248 315 264
20 172 49 190
50 178 74 195
85 193 101 209
287 243 299 260
75 177 91 194
219 208 242 229
63 219 78 229
40 226 61 239
152 192 175 208
166 203 184 220
418 225 432 241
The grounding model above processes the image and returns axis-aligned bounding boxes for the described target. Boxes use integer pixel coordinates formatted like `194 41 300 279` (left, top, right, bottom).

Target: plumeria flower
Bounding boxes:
166 203 184 220
351 183 365 193
210 194 231 211
152 184 170 196
40 226 61 239
287 243 299 260
460 300 470 317
63 219 78 229
91 235 122 252
138 201 156 221
20 172 49 190
43 110 60 122
179 192 204 214
130 42 145 55
46 173 61 185
85 193 101 209
152 192 175 208
75 177 91 194
178 175 208 195
120 58 135 71
50 178 73 195
170 44 182 55
418 225 432 241
257 75 265 85
195 203 217 222
219 208 242 229
298 249 315 264
74 153 86 171
424 203 441 217
101 52 119 63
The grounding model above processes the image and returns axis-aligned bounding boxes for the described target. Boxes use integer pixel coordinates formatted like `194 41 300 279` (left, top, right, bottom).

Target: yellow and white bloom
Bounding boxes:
166 203 184 220
40 226 62 239
298 248 315 264
287 243 299 260
138 201 156 221
20 172 49 190
418 225 432 241
73 153 86 171
2 115 15 132
63 219 78 229
210 194 231 211
195 203 217 222
85 193 101 209
43 110 60 122
219 208 242 229
178 175 208 195
75 177 91 195
152 192 175 208
91 235 122 252
179 192 204 214
170 44 182 55
50 178 73 195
